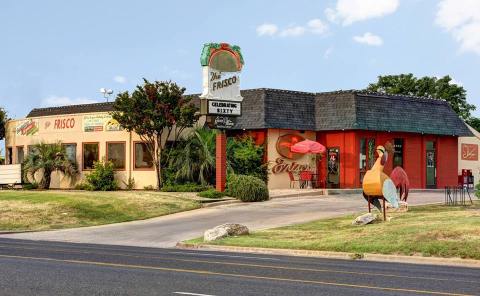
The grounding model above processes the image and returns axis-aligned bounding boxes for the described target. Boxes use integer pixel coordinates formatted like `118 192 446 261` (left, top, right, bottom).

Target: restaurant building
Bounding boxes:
4 88 472 190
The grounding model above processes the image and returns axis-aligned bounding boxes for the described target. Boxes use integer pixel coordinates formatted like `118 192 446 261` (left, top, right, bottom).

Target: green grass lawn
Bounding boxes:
0 190 200 231
189 202 480 260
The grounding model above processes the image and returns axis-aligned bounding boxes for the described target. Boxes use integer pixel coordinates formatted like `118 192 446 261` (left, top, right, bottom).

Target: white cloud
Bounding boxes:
42 96 99 107
324 47 334 59
307 19 329 35
256 23 278 36
325 0 399 26
435 0 480 55
113 75 127 84
279 26 306 37
353 32 383 46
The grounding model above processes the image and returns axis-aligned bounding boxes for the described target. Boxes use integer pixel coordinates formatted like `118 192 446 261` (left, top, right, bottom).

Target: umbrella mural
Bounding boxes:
276 134 306 160
290 139 326 154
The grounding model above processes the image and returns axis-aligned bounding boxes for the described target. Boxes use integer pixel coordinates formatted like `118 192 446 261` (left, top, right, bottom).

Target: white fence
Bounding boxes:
0 164 22 185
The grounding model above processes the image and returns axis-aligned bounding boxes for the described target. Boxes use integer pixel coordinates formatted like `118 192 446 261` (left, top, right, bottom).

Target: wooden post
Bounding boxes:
216 130 227 192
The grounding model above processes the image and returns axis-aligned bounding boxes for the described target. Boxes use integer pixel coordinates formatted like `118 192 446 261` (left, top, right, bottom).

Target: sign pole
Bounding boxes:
216 129 227 192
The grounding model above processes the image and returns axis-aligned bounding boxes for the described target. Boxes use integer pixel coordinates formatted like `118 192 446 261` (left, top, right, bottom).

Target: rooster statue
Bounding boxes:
362 142 410 220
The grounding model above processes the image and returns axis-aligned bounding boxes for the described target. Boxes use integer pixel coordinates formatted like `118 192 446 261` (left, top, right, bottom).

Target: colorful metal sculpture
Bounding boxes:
362 143 408 220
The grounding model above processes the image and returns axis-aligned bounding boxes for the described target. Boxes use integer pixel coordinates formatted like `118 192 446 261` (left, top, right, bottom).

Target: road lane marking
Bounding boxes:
0 254 474 296
173 292 217 296
168 250 280 261
0 243 477 284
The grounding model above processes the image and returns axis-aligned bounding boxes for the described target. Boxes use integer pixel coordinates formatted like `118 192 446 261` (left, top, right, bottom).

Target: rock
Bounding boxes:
352 213 378 226
203 223 249 242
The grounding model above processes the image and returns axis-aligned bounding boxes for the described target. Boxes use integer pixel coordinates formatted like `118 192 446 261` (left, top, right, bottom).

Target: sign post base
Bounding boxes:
216 130 227 192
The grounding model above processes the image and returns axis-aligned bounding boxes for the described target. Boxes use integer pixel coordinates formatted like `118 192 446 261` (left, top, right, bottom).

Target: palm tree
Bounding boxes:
23 142 77 189
171 127 216 185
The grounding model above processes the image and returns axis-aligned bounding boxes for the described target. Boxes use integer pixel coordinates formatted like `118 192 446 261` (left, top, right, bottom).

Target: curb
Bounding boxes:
176 243 480 268
201 199 241 208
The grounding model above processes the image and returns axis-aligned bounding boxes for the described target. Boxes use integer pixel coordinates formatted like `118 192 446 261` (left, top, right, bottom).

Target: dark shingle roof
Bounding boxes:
27 102 115 118
25 88 473 136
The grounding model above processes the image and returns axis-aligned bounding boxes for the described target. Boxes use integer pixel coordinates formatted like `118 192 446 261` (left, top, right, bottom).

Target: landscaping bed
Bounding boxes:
0 190 200 231
188 202 480 260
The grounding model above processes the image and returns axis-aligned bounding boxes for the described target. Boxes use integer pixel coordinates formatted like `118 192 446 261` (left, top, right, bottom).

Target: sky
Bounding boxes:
1 0 480 121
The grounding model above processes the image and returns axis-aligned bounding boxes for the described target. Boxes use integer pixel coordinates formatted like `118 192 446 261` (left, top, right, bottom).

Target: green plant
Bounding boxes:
23 181 39 190
84 159 118 191
228 174 269 202
112 79 199 189
144 185 155 191
227 136 268 182
22 142 78 189
198 189 227 199
161 183 211 192
475 183 480 199
170 127 216 185
123 177 136 190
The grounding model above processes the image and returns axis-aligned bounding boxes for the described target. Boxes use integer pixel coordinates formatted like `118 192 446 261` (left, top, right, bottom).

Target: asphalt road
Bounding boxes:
0 238 478 296
1 192 445 247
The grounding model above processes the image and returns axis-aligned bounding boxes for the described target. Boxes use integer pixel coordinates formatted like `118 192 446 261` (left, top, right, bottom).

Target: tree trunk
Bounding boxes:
155 135 163 190
41 169 52 189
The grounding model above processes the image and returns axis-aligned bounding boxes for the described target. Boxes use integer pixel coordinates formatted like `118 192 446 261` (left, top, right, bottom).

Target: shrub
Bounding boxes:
475 183 480 199
123 177 136 190
144 185 155 191
23 181 39 190
198 189 227 199
84 160 118 191
161 183 211 192
75 182 93 191
228 174 269 202
227 136 268 182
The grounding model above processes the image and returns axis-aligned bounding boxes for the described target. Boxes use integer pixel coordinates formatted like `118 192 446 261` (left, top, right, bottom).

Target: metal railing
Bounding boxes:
444 186 474 206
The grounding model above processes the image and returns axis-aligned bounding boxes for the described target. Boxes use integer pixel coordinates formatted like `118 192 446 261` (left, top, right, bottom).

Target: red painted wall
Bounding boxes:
317 130 459 189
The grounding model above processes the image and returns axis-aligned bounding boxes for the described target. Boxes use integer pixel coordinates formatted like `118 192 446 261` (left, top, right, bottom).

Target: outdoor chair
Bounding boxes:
288 171 300 188
299 171 313 189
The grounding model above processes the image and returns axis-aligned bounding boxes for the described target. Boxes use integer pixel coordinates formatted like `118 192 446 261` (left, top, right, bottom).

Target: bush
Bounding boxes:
197 189 227 199
143 185 155 191
161 183 211 192
84 160 118 191
227 136 268 182
23 181 39 190
123 177 136 190
228 174 269 202
475 183 480 199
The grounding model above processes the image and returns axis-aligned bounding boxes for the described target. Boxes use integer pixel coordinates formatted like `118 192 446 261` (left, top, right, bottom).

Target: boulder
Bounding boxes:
352 213 378 226
203 223 249 242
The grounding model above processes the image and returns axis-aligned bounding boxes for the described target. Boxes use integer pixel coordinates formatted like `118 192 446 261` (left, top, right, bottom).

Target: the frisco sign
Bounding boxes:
208 100 241 116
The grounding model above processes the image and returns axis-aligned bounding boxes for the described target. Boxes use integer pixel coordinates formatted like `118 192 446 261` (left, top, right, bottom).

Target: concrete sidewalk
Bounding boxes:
1 192 445 248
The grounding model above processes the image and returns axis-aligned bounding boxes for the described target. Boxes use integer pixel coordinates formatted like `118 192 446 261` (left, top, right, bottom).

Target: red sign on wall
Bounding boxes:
54 118 75 129
461 143 478 161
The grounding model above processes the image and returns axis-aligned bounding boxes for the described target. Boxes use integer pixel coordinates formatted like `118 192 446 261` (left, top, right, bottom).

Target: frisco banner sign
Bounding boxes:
202 69 242 102
208 100 241 116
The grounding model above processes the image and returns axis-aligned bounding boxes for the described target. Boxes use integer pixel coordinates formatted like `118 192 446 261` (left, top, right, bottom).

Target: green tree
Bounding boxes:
0 107 6 140
170 127 216 185
366 74 476 121
23 142 78 189
112 79 198 189
227 136 268 182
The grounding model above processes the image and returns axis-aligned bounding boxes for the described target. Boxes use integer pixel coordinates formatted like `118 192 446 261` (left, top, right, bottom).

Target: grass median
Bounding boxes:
0 190 200 231
189 202 480 260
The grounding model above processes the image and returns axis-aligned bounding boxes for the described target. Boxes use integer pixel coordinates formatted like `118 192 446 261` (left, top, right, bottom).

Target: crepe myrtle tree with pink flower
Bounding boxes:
112 79 199 189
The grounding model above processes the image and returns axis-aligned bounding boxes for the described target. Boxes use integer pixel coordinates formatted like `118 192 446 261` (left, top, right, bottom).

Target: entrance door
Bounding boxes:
426 141 436 188
327 147 340 188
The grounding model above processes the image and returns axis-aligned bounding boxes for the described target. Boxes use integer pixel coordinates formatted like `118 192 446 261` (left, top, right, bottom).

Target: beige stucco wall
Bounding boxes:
458 125 480 186
267 129 317 190
5 112 201 189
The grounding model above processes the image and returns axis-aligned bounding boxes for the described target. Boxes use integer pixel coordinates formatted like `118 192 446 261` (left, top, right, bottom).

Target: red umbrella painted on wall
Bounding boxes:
290 139 326 154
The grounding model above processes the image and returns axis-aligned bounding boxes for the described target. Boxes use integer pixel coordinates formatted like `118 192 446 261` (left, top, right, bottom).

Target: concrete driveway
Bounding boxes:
1 192 444 248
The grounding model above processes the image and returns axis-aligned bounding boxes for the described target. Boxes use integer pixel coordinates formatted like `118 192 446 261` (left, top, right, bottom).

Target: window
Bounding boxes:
359 138 366 170
63 144 77 164
393 138 404 168
83 143 99 170
107 142 126 170
134 142 153 169
16 146 24 164
6 147 12 165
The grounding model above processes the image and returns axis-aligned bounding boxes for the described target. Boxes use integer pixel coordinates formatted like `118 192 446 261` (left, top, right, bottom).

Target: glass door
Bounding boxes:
426 141 436 188
327 147 340 188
